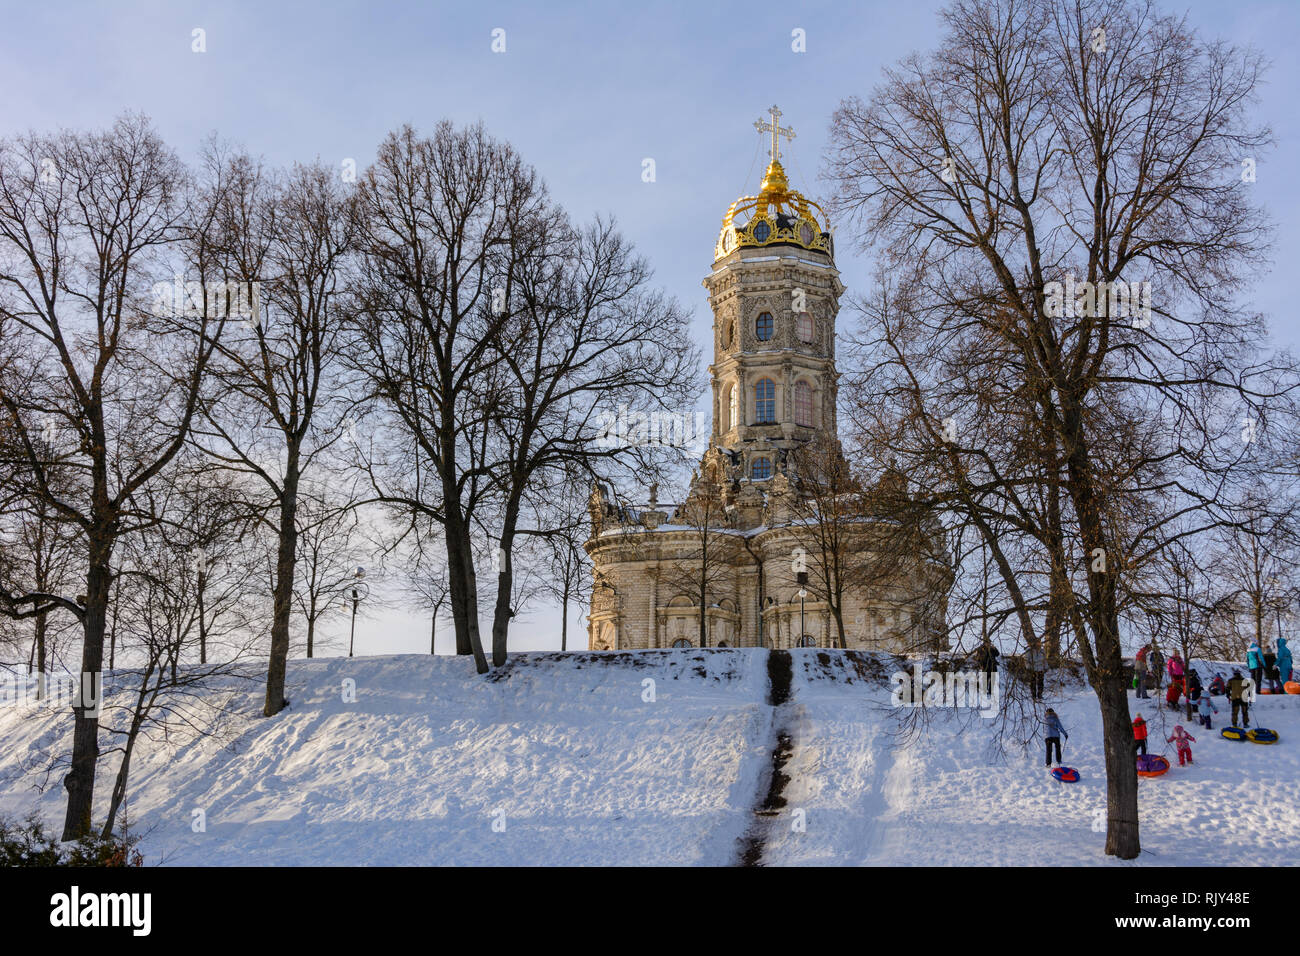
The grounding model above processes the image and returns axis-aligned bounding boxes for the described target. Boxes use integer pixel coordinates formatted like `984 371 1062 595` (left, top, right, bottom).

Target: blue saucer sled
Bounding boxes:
1247 728 1279 744
1050 766 1080 782
1221 726 1248 741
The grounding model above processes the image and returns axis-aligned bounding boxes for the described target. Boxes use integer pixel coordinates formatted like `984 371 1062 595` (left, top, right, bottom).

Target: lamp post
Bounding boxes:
797 571 808 647
347 566 369 658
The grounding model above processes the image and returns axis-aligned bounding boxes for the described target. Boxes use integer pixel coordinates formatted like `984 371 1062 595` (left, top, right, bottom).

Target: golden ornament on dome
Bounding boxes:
715 105 833 261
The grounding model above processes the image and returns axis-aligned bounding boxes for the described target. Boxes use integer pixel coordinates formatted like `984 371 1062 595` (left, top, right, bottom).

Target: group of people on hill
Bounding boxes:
1246 638 1292 693
1130 714 1200 765
1038 638 1292 772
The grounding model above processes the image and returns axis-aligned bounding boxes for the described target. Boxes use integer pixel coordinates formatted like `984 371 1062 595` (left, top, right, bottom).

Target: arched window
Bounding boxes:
797 635 817 648
794 380 813 427
755 378 775 422
752 457 773 480
755 312 773 341
671 638 693 648
717 640 730 648
798 312 814 343
726 384 738 431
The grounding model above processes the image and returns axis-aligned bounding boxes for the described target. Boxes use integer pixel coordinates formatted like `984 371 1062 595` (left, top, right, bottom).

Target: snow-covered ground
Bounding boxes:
0 649 1296 865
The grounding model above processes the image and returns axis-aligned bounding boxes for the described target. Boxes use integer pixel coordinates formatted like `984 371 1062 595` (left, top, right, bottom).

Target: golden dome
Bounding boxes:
715 107 833 261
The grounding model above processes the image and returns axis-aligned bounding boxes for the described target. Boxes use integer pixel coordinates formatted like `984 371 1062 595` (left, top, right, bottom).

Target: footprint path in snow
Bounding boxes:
735 649 795 866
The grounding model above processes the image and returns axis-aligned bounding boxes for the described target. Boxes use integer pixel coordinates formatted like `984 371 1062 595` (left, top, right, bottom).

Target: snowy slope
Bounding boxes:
1 648 1296 865
755 652 1300 866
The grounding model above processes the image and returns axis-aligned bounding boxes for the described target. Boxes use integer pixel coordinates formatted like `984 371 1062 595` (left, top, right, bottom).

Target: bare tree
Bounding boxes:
0 115 225 839
191 154 356 715
827 0 1293 858
351 122 697 669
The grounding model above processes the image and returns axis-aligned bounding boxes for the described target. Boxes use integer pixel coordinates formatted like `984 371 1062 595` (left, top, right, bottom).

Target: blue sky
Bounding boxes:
5 0 1298 653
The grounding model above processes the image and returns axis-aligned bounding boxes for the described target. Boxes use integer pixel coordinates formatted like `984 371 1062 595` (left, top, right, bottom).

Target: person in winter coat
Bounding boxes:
1209 672 1227 696
1278 636 1293 685
1167 725 1197 766
1025 643 1047 702
1134 650 1149 699
1149 646 1165 691
1264 649 1279 692
1196 693 1219 729
1044 708 1068 767
1165 677 1183 711
1186 668 1202 701
1132 714 1149 756
974 640 1000 686
1227 670 1251 728
1247 642 1265 692
1167 654 1185 681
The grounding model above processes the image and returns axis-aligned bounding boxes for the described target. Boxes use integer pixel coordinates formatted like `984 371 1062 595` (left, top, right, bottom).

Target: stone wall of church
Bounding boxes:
586 518 950 653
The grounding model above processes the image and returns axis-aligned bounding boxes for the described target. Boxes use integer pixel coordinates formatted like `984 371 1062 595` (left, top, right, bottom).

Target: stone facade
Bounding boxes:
585 138 951 652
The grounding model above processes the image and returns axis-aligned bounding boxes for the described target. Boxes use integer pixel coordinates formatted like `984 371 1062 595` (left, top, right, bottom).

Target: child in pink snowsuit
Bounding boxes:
1168 725 1196 766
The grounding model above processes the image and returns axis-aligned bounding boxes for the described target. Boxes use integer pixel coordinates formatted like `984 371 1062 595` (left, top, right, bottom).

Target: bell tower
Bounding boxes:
703 106 845 485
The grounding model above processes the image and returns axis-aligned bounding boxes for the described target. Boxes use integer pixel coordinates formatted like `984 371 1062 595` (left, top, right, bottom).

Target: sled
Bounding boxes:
1221 726 1248 741
1285 681 1300 695
1258 687 1280 695
1246 728 1279 745
1050 766 1080 783
1136 754 1170 777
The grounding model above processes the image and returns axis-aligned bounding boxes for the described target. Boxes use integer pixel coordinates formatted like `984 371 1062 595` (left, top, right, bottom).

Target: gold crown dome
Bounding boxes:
715 106 833 261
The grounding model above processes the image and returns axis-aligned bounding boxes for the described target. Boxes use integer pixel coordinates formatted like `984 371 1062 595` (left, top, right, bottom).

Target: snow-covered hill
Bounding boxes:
1 649 1296 865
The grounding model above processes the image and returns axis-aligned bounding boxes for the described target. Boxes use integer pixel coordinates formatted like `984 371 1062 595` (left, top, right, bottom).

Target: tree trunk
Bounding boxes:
560 579 569 652
430 610 436 655
1063 406 1141 859
443 509 488 673
62 532 112 841
196 570 208 664
1097 673 1141 858
490 499 523 667
264 451 301 717
102 664 156 838
33 611 46 700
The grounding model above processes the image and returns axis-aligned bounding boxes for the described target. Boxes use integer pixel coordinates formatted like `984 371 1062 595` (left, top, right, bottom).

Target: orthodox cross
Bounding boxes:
754 105 795 164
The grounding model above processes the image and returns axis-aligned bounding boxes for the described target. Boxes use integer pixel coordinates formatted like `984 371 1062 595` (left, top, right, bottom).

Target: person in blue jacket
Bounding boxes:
1044 707 1068 767
1278 637 1292 686
1247 642 1265 691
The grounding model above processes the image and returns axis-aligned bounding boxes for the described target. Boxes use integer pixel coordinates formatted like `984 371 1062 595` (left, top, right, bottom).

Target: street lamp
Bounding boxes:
347 566 369 658
797 570 808 647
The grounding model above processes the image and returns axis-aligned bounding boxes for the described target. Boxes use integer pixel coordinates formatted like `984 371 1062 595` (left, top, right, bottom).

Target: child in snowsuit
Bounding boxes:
1165 677 1183 711
1168 725 1196 766
1044 708 1068 767
1196 693 1218 729
1209 672 1227 696
1133 714 1149 756
1186 668 1202 701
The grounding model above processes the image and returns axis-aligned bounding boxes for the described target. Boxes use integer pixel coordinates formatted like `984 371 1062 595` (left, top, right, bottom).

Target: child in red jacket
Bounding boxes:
1165 677 1183 711
1168 725 1196 766
1133 714 1149 756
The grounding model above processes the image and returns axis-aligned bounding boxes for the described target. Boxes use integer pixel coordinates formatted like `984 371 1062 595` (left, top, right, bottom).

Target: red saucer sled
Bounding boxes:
1050 766 1080 782
1136 754 1170 777
1285 681 1300 695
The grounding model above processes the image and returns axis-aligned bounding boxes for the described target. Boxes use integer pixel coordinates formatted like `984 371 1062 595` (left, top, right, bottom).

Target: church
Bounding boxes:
586 108 952 652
